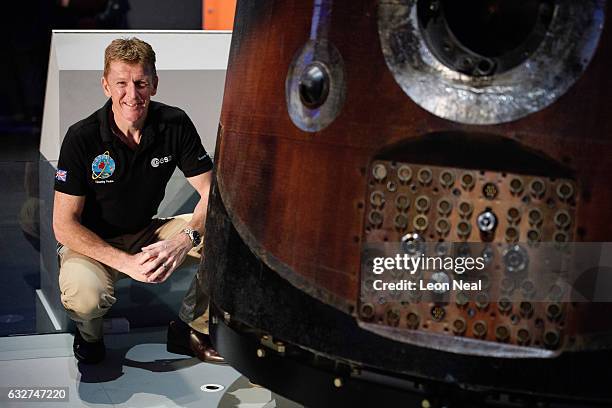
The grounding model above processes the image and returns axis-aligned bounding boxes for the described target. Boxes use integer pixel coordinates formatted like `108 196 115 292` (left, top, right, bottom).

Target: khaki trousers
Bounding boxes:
58 214 209 342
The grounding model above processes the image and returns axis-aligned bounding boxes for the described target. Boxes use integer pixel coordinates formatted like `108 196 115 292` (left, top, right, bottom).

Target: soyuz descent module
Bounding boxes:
201 1 612 406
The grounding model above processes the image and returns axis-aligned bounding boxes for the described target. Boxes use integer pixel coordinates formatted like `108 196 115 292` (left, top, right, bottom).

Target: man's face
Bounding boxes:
101 61 158 126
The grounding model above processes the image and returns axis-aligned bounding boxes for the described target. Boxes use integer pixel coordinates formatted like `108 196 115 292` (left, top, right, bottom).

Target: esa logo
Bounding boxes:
151 155 172 168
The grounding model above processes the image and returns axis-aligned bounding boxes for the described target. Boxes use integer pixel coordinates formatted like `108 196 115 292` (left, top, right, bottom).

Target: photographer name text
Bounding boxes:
372 279 482 292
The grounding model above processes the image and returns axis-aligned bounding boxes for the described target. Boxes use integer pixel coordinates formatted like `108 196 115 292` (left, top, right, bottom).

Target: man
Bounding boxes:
53 37 222 364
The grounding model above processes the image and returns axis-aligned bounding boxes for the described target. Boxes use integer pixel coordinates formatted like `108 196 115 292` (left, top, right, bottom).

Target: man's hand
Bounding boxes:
53 191 161 283
140 234 192 283
116 251 159 282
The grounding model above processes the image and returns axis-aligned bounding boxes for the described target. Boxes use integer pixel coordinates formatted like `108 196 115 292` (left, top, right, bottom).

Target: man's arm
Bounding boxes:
184 170 213 235
142 171 212 282
53 191 154 281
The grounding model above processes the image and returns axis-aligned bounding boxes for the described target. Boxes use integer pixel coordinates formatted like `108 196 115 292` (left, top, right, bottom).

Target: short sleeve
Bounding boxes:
177 112 213 177
54 128 87 196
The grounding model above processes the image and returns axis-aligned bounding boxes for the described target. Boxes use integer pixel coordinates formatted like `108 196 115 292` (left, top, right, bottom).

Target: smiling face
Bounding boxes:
101 61 158 129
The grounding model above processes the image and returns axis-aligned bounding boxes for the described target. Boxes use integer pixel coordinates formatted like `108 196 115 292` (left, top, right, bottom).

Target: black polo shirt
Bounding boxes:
54 99 213 238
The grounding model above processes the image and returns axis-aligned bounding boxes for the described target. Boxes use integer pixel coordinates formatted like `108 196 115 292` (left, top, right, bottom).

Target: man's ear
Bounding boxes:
151 75 159 96
101 76 112 98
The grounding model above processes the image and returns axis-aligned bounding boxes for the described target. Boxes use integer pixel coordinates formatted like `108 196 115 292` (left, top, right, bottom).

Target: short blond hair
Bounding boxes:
104 37 156 77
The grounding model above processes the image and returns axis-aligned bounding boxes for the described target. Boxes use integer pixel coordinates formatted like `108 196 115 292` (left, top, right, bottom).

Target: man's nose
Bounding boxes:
126 82 138 99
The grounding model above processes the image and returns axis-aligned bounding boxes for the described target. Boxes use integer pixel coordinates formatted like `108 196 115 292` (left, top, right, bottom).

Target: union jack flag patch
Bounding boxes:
55 169 67 182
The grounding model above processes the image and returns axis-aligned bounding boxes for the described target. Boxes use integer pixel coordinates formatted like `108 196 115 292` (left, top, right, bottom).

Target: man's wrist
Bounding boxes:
181 226 202 247
177 230 193 247
112 250 132 271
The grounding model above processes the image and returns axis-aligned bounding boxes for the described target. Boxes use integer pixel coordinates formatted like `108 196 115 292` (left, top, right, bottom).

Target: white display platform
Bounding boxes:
38 30 232 331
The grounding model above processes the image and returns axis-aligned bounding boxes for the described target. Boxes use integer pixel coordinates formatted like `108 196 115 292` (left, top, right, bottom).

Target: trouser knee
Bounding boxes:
58 247 117 322
61 285 116 321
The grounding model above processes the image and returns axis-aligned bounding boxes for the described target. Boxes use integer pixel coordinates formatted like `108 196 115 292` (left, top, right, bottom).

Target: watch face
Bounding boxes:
191 230 201 246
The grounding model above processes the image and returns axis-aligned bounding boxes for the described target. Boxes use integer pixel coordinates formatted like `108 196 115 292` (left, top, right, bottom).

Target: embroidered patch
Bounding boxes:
55 169 67 182
151 155 172 168
91 151 116 180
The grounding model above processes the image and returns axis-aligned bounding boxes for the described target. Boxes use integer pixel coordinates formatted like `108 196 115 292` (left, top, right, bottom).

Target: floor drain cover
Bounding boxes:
201 384 225 393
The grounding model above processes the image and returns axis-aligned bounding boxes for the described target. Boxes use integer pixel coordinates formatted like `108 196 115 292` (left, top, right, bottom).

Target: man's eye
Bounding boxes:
117 81 126 86
136 82 148 88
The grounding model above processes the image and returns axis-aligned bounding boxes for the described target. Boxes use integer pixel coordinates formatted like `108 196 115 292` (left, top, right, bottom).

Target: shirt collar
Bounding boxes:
98 98 114 143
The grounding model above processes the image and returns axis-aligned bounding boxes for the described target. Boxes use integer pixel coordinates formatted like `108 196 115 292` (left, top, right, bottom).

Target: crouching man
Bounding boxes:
53 37 223 364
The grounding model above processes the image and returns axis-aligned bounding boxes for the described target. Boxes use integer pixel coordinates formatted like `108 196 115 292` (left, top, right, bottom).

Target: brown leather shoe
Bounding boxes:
167 320 195 357
167 319 225 364
189 330 226 364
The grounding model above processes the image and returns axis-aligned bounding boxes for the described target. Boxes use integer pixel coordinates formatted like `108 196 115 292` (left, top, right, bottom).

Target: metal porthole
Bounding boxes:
377 0 605 124
286 40 346 132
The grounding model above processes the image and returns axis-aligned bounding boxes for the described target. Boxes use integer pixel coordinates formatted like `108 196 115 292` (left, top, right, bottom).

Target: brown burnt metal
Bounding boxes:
215 0 612 354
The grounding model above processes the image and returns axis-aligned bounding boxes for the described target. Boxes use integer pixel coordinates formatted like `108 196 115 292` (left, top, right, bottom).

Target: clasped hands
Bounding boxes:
120 234 192 283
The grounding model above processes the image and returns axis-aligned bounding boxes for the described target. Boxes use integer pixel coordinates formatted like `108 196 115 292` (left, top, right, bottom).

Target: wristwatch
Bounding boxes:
183 227 202 247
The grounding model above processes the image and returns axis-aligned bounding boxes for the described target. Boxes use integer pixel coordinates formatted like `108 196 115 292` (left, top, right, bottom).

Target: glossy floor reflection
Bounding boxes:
0 159 43 336
0 121 44 336
0 327 304 408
